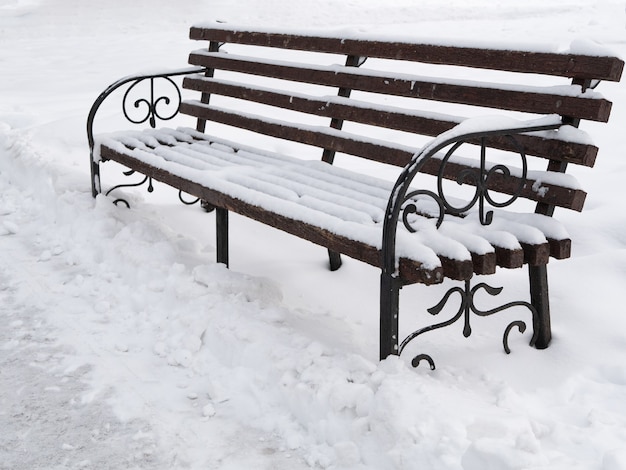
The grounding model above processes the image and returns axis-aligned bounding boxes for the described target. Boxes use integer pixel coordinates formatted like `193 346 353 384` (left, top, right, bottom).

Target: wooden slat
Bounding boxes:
420 157 587 212
183 75 599 166
440 256 474 280
189 26 624 81
494 246 524 269
547 237 571 259
179 101 588 211
521 242 551 265
180 100 412 164
470 252 497 276
187 53 613 123
503 134 596 167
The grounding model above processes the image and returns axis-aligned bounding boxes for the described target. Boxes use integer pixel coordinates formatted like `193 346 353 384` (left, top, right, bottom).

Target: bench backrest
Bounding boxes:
181 23 623 215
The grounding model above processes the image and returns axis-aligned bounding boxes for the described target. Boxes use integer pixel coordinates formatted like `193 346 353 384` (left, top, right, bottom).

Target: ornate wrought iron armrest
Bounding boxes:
381 116 564 276
86 65 206 154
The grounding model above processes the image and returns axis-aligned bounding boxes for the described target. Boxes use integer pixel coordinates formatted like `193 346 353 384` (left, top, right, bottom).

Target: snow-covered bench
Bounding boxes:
87 23 623 368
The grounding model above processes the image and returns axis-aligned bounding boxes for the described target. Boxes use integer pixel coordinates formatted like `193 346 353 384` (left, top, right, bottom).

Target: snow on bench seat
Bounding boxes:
96 126 571 283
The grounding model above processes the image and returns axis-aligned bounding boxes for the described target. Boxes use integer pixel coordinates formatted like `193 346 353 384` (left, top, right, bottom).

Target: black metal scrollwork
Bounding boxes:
399 280 538 369
104 170 154 208
178 191 200 206
87 66 207 200
122 76 182 129
435 136 528 226
117 74 199 206
401 189 445 233
118 75 201 206
104 173 200 209
396 135 530 238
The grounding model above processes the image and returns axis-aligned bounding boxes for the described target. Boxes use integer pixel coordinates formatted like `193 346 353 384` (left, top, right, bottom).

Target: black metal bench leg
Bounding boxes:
90 159 101 197
380 272 400 360
327 250 342 271
216 207 229 267
528 264 551 349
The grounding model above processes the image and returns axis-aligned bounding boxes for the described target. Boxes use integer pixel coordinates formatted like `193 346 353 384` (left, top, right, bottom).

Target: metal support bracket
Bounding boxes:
104 169 199 209
398 279 538 370
104 170 153 208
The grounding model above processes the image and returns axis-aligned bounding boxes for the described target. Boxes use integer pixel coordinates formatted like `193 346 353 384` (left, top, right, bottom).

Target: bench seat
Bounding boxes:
97 125 571 285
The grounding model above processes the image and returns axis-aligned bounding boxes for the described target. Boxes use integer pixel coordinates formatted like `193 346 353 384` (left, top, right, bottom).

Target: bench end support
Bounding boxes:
380 272 400 360
528 264 552 348
216 207 229 268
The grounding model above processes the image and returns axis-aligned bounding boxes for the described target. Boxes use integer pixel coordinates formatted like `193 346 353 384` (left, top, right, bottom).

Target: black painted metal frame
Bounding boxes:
380 121 563 367
86 66 206 200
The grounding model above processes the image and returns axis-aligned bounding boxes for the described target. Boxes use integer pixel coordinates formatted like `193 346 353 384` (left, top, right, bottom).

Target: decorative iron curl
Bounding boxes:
400 189 445 233
87 66 207 199
399 280 538 369
382 120 562 281
178 191 200 206
436 135 529 226
106 175 203 208
105 170 154 208
122 76 182 128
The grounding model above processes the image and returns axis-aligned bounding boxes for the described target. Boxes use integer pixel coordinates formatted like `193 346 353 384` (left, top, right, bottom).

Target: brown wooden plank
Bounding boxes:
189 27 624 81
494 246 525 269
397 259 444 285
421 156 588 212
548 237 571 259
439 256 474 280
179 100 413 165
183 75 599 166
187 53 613 122
179 101 588 211
470 252 497 276
482 238 567 268
500 134 597 168
520 242 551 265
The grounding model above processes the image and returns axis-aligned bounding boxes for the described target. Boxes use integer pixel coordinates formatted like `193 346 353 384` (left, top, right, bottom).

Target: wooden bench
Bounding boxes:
87 23 623 368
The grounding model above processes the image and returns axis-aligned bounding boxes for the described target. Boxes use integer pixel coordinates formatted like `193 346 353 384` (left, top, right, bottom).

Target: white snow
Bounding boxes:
2 1 626 470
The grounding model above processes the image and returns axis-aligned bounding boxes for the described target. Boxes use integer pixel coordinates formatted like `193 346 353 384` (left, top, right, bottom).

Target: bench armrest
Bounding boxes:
381 115 564 275
86 66 206 152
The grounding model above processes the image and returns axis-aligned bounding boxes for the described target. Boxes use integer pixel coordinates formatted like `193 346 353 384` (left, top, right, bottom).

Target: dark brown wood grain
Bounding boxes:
183 75 599 165
187 54 613 122
547 237 571 259
189 27 624 81
521 242 551 265
469 252 497 276
493 246 525 269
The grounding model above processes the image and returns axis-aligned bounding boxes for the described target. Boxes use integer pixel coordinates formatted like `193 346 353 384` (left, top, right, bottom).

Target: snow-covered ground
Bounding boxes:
2 1 626 469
